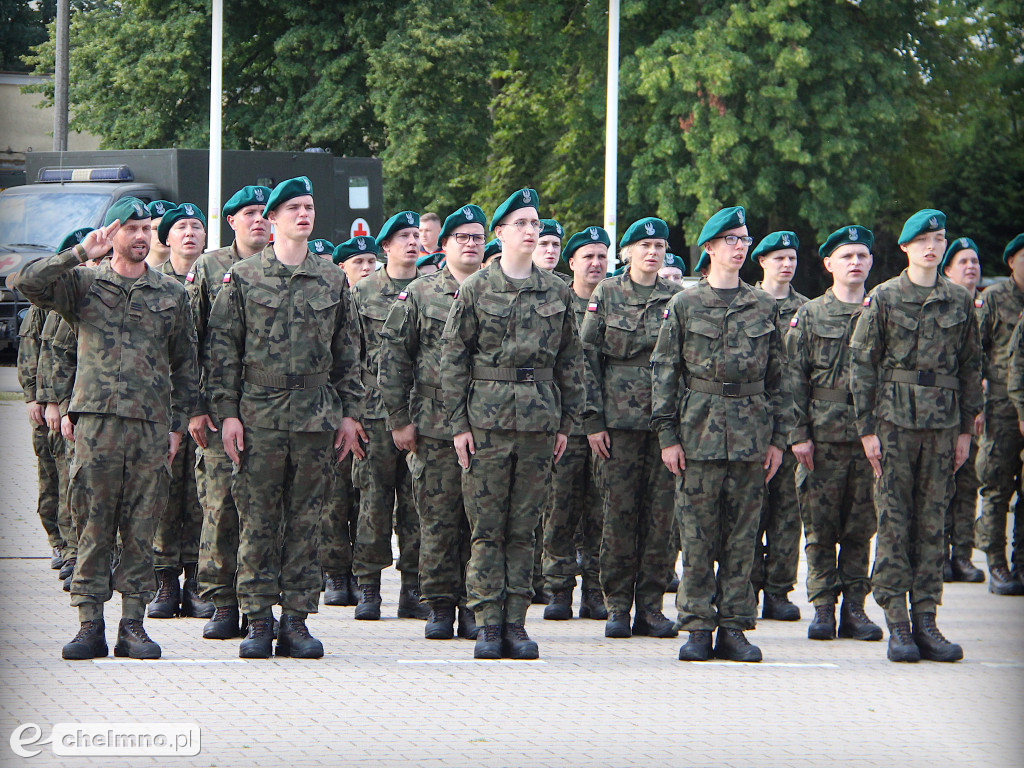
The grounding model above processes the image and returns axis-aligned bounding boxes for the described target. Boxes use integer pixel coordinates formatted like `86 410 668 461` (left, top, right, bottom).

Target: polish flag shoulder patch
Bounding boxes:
222 272 232 283
789 315 799 327
397 290 408 301
862 295 871 307
185 271 195 284
662 308 670 319
974 298 983 308
587 300 599 312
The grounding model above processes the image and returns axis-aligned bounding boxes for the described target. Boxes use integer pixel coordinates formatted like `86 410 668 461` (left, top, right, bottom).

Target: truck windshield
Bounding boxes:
0 191 111 249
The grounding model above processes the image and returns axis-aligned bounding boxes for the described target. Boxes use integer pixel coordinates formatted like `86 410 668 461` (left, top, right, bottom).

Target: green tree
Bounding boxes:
1 0 55 72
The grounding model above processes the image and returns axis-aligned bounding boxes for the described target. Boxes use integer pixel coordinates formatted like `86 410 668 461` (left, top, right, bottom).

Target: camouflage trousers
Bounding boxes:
752 450 802 595
352 418 419 586
321 452 358 576
31 421 62 551
59 435 78 559
69 415 166 616
463 428 553 626
675 459 763 631
542 434 602 593
411 435 470 605
598 429 674 613
796 441 875 606
871 421 957 625
975 398 1024 571
196 439 240 607
152 436 201 569
945 437 979 560
232 426 335 619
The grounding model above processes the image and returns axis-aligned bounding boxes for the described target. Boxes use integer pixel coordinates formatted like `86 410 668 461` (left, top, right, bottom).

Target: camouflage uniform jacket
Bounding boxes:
566 287 589 437
35 310 63 405
650 279 791 459
850 270 982 436
13 246 197 432
51 316 78 416
1007 316 1024 420
977 277 1024 400
16 304 46 403
378 267 460 440
580 273 681 433
441 260 585 435
755 282 809 325
185 242 245 418
351 266 410 423
785 289 863 444
158 259 190 285
206 244 361 432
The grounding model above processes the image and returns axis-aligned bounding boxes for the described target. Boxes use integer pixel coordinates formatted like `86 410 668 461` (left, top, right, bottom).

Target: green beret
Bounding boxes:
484 239 502 260
147 200 174 218
751 231 799 262
1003 233 1024 265
619 217 669 248
663 251 686 273
818 225 873 259
104 196 151 227
562 226 610 263
489 188 539 231
309 238 335 257
223 185 271 217
56 227 94 254
416 251 445 268
898 208 945 245
262 176 313 217
941 237 979 270
333 235 378 264
440 204 486 241
696 206 746 247
539 219 564 239
694 250 710 275
157 202 207 246
378 210 420 243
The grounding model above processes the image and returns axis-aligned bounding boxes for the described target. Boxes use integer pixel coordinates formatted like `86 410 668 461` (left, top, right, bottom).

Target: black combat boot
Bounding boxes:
942 556 955 582
677 629 713 661
474 624 502 659
950 557 984 583
579 588 608 620
988 565 1023 595
398 584 430 619
457 606 478 639
58 557 76 581
531 587 550 605
838 600 882 641
147 568 181 619
114 618 161 659
633 608 678 638
762 592 800 621
543 588 573 620
62 574 71 592
276 615 324 658
203 605 241 640
425 604 456 640
502 623 539 660
604 610 631 638
807 603 836 640
181 564 215 619
714 628 762 662
665 570 680 593
323 573 350 607
354 583 382 620
911 613 963 662
886 621 920 663
348 574 360 606
50 547 63 570
239 617 274 659
62 619 107 660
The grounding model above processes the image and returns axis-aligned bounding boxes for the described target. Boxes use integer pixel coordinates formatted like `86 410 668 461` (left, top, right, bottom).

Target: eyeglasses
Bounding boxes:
711 235 754 246
502 219 542 232
452 232 486 245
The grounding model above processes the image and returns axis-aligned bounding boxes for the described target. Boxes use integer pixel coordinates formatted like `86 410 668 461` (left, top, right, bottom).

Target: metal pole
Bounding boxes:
207 0 223 249
53 0 69 151
604 0 620 268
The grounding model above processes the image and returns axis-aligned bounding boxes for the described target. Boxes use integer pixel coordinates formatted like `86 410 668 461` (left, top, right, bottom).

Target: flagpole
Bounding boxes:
207 0 223 249
604 0 620 268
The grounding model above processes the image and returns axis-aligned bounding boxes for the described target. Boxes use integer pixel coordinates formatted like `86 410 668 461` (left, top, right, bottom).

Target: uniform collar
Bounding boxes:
486 259 545 293
822 288 862 314
896 269 954 304
95 260 162 291
616 271 675 304
438 266 460 296
696 277 757 310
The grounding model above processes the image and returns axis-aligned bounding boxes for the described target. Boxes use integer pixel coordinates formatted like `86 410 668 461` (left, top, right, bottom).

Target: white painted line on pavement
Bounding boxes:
693 661 839 668
93 659 247 665
397 659 546 665
980 661 1024 669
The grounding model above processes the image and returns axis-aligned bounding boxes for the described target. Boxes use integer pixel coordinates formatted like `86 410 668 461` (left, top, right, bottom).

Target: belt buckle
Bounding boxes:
516 367 535 383
721 382 741 397
917 371 936 387
285 374 303 390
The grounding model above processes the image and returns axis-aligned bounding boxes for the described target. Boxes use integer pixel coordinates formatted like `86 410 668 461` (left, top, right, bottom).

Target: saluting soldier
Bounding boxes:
441 188 585 660
541 226 610 622
787 225 883 642
13 197 198 660
652 206 790 663
186 185 273 640
350 211 429 621
850 209 982 663
378 204 486 640
206 177 363 659
976 232 1024 594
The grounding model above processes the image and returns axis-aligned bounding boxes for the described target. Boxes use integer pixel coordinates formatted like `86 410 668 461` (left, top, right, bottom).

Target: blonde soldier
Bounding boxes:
652 206 790 663
187 185 272 640
378 204 486 640
144 200 173 268
583 217 681 639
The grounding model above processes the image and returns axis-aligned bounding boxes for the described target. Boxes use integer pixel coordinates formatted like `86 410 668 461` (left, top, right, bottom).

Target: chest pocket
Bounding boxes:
422 302 450 341
307 291 340 343
683 315 722 370
604 312 639 358
78 281 123 329
885 306 920 361
142 293 179 337
810 322 848 370
739 319 774 374
247 288 283 340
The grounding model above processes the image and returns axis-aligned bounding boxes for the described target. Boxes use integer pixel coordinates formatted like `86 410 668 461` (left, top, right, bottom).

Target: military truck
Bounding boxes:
0 148 383 352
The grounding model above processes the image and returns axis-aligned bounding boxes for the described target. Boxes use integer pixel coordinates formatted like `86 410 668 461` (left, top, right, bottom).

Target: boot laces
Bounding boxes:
212 606 235 622
481 624 502 642
725 628 751 646
360 584 379 601
552 588 572 604
434 605 456 622
645 608 670 624
325 574 346 591
846 604 870 623
247 617 273 639
505 623 530 641
155 572 177 602
814 605 834 623
123 619 153 642
918 615 949 643
73 620 100 641
283 616 312 638
891 621 915 645
583 588 603 602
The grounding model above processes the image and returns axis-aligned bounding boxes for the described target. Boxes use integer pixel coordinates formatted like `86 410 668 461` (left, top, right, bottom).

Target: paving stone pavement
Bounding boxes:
0 398 1021 768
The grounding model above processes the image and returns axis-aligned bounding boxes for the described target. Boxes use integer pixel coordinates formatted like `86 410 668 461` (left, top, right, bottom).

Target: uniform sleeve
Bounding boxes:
764 302 793 451
786 307 812 445
957 297 983 433
16 305 44 402
35 317 55 405
186 266 212 417
377 294 417 430
206 274 246 422
1008 316 1024 422
976 290 996 383
580 289 607 434
330 280 364 422
167 291 199 434
554 285 585 435
441 288 476 436
51 319 78 416
11 247 89 321
650 298 684 450
849 294 882 437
